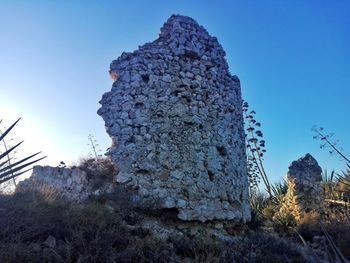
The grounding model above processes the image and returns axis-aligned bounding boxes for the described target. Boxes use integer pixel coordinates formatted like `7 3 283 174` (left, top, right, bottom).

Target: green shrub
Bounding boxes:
249 181 288 224
248 192 269 229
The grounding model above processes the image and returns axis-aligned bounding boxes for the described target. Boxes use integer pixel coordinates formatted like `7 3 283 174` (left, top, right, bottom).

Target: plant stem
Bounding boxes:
245 111 272 197
88 135 98 160
316 129 350 163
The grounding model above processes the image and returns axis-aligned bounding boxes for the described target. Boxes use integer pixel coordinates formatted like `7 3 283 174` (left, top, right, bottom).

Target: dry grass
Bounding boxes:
74 156 117 190
0 190 309 263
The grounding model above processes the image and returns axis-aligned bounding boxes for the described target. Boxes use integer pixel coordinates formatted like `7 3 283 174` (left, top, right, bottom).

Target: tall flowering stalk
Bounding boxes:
243 101 272 197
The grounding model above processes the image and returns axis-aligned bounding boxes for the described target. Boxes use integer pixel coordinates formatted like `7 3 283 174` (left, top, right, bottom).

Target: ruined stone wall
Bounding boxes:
16 166 91 201
280 153 324 221
98 15 250 222
16 161 115 201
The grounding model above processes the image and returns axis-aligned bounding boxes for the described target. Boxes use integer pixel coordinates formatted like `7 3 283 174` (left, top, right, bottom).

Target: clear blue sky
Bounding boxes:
1 1 349 184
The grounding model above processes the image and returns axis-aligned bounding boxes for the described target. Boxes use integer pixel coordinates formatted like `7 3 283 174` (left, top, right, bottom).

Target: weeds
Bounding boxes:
76 156 117 190
0 190 311 263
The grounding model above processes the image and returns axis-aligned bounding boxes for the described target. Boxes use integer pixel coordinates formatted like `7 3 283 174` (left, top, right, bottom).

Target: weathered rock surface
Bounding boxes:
16 165 113 201
98 15 250 222
280 153 324 220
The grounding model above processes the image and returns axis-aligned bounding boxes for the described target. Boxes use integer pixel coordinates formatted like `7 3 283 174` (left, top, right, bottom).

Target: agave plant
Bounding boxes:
0 118 46 185
338 163 350 190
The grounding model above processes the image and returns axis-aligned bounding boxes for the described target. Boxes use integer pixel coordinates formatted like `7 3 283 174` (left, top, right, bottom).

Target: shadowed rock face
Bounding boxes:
98 15 250 222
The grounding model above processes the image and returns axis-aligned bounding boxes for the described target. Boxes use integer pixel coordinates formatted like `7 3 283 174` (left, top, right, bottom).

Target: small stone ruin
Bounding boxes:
98 15 250 222
16 158 116 201
280 153 324 220
16 166 91 201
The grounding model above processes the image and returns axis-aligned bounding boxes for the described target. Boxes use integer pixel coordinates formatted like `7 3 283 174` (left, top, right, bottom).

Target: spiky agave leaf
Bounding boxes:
0 157 12 168
0 118 46 184
0 154 46 179
0 118 20 142
295 230 320 263
319 222 349 263
0 168 32 184
0 141 24 161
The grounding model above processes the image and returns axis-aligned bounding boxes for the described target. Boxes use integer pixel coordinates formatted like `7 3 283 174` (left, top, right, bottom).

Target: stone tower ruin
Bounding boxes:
280 153 324 221
98 15 250 222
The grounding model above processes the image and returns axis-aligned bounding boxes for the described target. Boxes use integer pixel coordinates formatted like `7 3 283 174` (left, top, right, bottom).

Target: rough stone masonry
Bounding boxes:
280 153 324 221
98 15 250 222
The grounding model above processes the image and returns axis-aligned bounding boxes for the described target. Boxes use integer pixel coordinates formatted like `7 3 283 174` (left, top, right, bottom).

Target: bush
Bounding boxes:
171 232 306 263
298 213 350 260
249 181 288 224
0 191 128 262
248 192 269 229
232 232 306 263
272 211 297 233
76 156 117 189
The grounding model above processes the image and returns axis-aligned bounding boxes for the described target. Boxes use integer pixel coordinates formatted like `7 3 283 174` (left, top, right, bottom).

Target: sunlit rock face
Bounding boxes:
98 15 250 222
16 165 114 201
16 166 91 201
280 153 324 221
